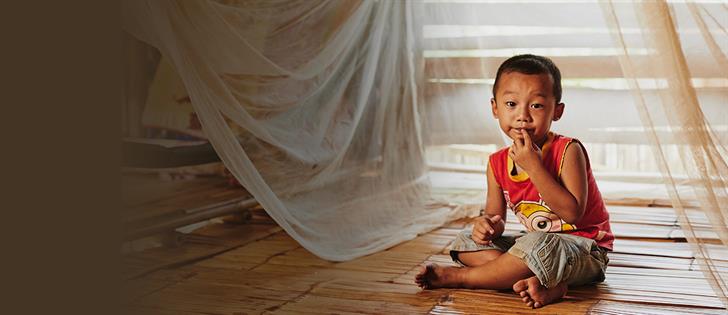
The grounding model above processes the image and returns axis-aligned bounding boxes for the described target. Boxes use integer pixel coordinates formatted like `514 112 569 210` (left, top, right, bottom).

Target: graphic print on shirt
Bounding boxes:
514 200 576 232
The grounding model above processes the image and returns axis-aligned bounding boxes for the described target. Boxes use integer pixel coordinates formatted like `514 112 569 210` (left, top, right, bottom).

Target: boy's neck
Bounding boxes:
533 132 551 149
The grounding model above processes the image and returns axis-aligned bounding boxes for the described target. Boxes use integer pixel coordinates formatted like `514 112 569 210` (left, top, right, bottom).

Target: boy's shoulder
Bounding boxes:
554 133 584 151
547 132 573 142
554 133 575 142
488 146 510 160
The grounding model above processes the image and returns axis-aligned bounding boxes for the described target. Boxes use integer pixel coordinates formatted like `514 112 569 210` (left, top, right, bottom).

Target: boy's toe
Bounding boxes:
513 279 528 293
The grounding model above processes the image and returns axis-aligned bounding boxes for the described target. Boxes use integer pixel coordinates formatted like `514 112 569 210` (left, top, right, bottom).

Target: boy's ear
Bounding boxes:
553 102 565 121
490 98 498 118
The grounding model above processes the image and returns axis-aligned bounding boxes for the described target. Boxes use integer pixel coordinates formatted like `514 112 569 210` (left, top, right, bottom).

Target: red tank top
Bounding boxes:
489 133 614 250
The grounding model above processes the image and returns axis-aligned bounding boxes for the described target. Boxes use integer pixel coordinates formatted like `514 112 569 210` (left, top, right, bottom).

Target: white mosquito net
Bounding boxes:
123 0 462 261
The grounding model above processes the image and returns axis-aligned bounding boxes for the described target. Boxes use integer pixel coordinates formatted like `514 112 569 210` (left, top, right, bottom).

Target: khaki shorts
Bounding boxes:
449 229 609 288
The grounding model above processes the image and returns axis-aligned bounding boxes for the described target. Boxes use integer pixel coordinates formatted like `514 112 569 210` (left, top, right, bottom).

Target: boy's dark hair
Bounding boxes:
492 54 562 103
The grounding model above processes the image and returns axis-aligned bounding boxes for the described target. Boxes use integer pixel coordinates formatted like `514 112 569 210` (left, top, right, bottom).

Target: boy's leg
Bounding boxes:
448 229 518 267
418 228 537 289
415 252 533 290
510 233 608 308
456 249 503 267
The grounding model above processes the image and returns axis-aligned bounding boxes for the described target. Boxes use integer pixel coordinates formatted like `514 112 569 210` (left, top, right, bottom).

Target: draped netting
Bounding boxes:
123 0 728 303
123 0 461 261
602 0 728 306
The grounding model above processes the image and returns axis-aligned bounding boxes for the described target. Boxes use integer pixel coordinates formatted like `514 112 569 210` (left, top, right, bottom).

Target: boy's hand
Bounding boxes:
471 214 504 245
510 130 542 172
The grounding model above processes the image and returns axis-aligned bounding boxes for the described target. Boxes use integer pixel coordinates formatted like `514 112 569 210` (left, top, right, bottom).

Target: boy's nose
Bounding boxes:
516 107 531 122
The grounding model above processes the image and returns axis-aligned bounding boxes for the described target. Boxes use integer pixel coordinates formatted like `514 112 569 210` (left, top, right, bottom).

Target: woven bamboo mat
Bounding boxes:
125 227 727 314
123 173 728 314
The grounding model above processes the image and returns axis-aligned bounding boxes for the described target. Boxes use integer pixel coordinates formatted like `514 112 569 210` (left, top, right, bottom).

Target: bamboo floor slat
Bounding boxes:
122 221 282 280
123 173 728 314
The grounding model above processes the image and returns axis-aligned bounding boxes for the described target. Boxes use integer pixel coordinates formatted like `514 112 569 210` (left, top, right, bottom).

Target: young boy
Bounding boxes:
415 54 613 308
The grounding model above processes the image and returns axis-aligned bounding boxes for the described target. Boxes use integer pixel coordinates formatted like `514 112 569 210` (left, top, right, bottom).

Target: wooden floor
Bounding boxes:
122 173 728 314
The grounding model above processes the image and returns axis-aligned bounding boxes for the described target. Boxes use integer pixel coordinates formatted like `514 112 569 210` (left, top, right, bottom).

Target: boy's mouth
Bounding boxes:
512 127 533 134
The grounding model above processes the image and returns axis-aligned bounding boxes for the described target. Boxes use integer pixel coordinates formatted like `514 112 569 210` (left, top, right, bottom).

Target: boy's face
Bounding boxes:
490 71 564 147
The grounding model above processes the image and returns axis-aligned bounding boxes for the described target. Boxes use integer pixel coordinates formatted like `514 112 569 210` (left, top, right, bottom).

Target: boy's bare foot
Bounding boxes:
414 264 462 289
512 276 567 308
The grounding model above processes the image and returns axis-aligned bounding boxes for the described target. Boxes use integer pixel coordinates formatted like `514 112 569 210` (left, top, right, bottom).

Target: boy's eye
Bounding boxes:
531 103 544 109
505 101 516 107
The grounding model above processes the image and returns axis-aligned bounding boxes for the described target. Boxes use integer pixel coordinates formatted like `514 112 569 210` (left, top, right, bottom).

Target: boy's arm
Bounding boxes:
510 130 587 224
471 162 507 245
484 162 507 220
